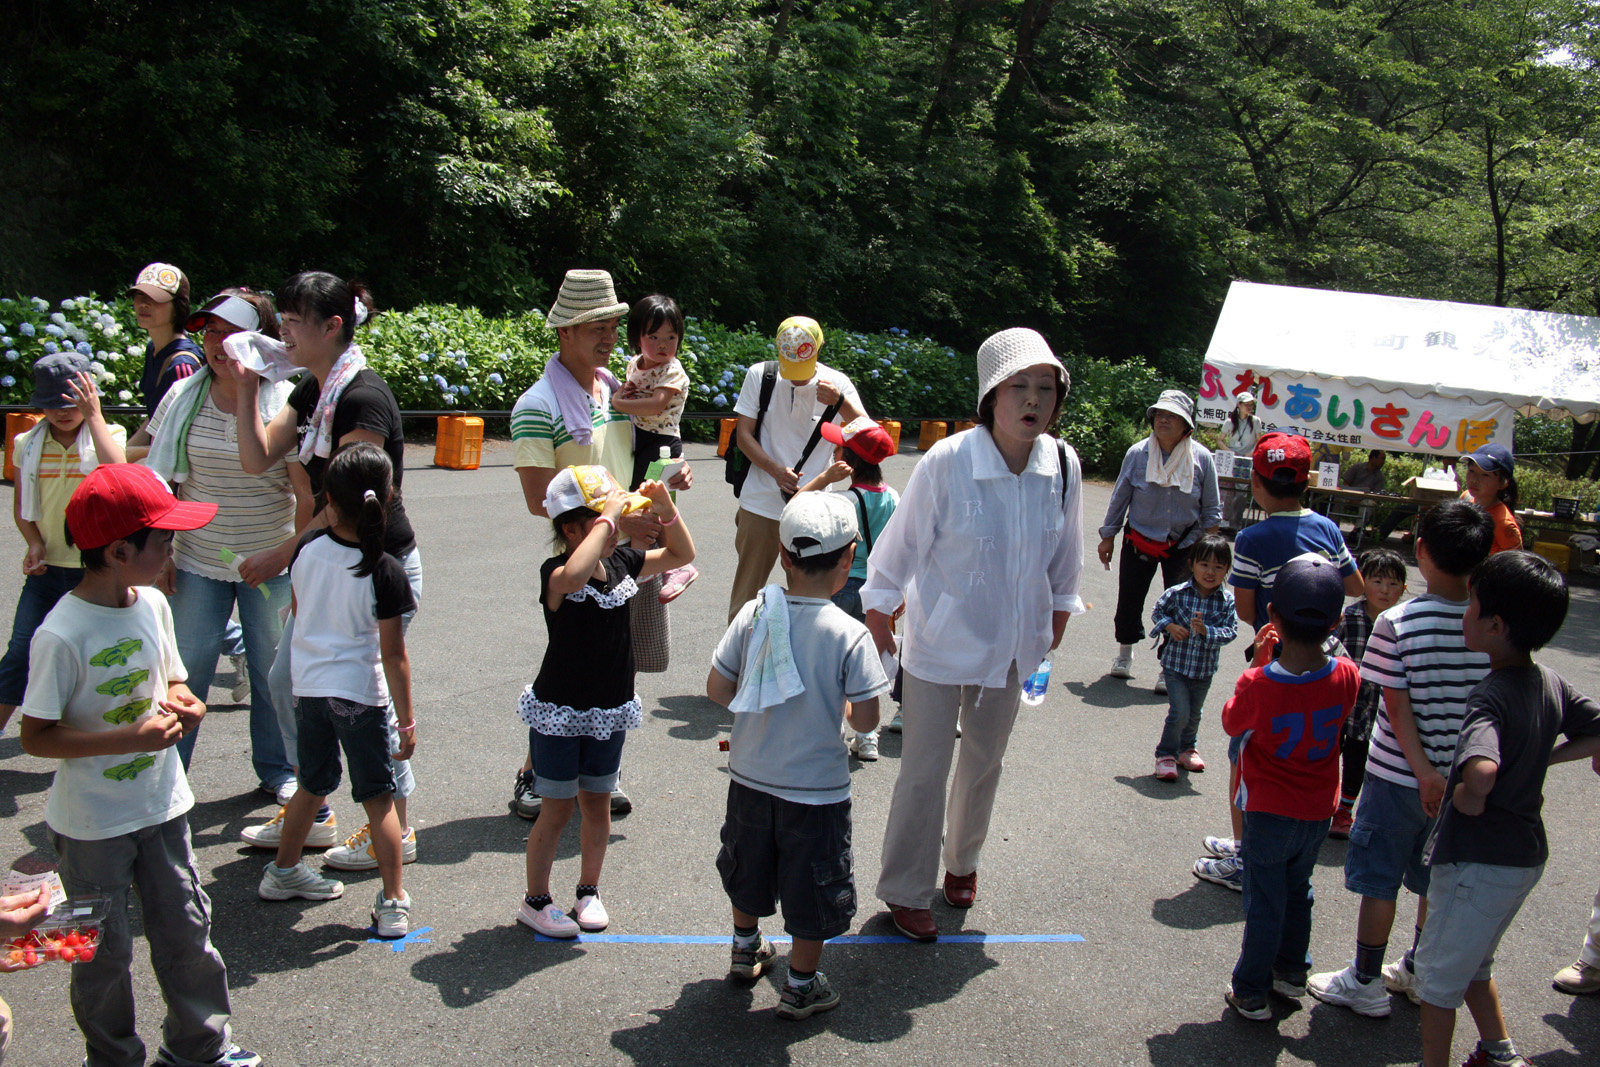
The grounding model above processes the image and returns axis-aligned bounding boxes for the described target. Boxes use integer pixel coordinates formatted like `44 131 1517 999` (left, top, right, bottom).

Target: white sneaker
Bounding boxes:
849 734 880 761
1202 835 1239 859
372 889 412 938
1153 675 1168 695
1308 964 1392 1017
1110 652 1134 679
258 860 344 901
1381 958 1421 1005
229 653 250 704
573 893 609 932
323 824 418 871
241 807 339 849
518 899 579 938
274 779 299 806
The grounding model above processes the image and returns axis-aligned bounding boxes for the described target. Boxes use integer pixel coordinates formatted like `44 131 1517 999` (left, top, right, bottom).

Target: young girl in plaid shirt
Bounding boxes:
1150 534 1239 781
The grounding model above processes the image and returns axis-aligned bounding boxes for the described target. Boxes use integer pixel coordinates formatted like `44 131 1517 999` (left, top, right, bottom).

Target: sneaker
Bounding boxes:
1307 964 1391 1017
258 860 344 901
241 807 338 849
1177 749 1206 772
573 893 609 932
611 788 633 815
1202 835 1239 859
323 824 418 871
153 1043 263 1066
1460 1044 1532 1067
1153 675 1168 695
274 778 299 806
517 899 579 938
849 734 879 761
510 769 542 820
1328 807 1354 839
1193 855 1243 891
777 972 840 1020
229 653 250 704
730 934 776 979
1382 958 1420 1005
372 889 412 938
1553 959 1600 994
658 563 699 603
1272 975 1307 999
1110 652 1134 679
1154 756 1179 782
1225 990 1271 1021
886 712 903 734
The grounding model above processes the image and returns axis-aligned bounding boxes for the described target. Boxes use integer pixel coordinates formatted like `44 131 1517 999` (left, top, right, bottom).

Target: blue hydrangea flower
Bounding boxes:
419 352 432 362
444 393 456 406
45 324 64 338
18 323 33 337
456 357 469 369
458 385 470 396
30 298 47 311
0 336 9 347
76 341 92 355
4 351 16 362
869 369 880 379
43 341 58 354
432 374 449 390
487 372 503 385
59 299 75 311
50 312 67 326
0 376 13 388
713 392 728 406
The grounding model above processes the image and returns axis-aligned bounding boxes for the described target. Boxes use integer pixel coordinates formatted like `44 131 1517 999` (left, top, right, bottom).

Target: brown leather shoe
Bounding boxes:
943 871 978 908
888 905 938 942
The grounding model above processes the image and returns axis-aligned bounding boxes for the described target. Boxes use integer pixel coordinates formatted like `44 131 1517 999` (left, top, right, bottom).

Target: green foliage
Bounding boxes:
0 295 143 408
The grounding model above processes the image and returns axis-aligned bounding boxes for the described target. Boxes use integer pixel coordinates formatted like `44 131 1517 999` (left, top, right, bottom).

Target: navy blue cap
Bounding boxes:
1464 443 1514 476
30 352 90 409
1272 553 1345 628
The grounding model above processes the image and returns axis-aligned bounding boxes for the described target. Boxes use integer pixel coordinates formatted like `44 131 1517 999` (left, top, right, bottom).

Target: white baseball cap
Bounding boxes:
779 491 858 559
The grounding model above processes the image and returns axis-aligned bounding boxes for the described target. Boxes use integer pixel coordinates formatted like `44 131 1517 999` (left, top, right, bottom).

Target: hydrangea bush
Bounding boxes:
0 295 144 409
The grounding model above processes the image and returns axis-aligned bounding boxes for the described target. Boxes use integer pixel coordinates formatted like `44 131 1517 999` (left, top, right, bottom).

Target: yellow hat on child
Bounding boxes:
543 465 652 518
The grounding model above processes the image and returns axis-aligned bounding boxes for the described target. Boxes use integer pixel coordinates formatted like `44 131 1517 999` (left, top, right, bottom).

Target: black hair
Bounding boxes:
626 294 684 355
170 290 192 338
277 271 377 345
68 524 153 572
840 447 883 486
977 367 1067 430
1415 499 1494 577
1253 469 1306 502
784 543 850 576
1272 609 1336 647
1190 533 1232 571
1367 449 1386 463
1227 397 1254 434
323 442 392 577
1470 550 1568 652
550 506 598 554
1357 547 1406 586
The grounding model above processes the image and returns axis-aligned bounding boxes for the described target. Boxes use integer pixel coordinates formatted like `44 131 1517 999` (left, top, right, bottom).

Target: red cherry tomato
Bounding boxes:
77 945 95 963
22 950 37 966
64 932 81 947
59 946 78 963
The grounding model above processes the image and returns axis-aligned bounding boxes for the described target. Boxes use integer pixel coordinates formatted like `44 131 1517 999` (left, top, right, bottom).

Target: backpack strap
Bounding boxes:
849 487 874 556
1057 438 1072 509
751 361 778 444
795 397 843 473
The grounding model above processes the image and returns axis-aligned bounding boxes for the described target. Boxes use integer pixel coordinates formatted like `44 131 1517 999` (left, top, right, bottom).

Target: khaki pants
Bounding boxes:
728 509 784 622
876 665 1022 909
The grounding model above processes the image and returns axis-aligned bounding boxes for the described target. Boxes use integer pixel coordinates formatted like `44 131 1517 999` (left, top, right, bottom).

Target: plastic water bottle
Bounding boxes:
1020 656 1052 706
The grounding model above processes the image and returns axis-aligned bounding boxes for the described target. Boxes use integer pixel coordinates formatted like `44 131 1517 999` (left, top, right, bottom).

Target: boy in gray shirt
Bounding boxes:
708 492 889 1021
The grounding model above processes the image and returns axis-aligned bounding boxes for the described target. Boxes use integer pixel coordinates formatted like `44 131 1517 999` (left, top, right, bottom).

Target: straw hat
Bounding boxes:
546 270 628 328
975 328 1069 400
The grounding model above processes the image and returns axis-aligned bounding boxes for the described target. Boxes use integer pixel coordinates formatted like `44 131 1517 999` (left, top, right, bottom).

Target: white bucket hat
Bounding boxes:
975 328 1069 402
546 269 628 328
1147 389 1195 429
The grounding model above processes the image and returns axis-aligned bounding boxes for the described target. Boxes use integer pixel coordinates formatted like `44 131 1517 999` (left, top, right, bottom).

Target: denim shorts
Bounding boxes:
528 728 626 799
715 781 856 942
294 696 397 803
1344 774 1435 899
1415 861 1543 1008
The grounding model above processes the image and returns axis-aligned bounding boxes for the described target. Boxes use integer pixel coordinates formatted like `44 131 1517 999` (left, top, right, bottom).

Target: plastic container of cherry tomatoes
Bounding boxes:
5 894 106 967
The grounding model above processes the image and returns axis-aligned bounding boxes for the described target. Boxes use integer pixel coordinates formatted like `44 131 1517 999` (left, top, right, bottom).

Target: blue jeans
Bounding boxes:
1155 668 1213 758
0 565 82 706
1232 810 1329 1001
172 568 294 790
831 575 865 621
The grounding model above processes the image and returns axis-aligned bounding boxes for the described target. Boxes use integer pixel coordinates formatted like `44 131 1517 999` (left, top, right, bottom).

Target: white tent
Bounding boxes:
1199 281 1600 456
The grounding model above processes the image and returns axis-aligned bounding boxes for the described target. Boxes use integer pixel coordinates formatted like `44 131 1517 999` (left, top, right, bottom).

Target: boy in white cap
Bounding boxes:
707 491 889 1019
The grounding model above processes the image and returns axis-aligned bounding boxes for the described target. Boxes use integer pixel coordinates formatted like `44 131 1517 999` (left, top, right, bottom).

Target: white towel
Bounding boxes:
222 332 304 383
144 369 294 484
15 420 100 522
728 585 806 715
1145 433 1196 494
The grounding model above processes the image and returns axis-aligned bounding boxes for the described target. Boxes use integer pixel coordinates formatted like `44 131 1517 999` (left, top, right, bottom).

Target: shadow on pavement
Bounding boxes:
1115 773 1203 800
209 909 368 990
415 812 625 866
1066 676 1167 711
0 761 52 818
410 923 586 1008
1147 993 1421 1066
1538 998 1600 1065
653 694 731 741
1151 880 1242 931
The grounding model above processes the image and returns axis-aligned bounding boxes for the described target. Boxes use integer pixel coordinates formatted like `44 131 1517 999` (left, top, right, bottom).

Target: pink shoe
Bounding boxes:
658 564 699 604
1154 756 1179 782
1177 749 1206 772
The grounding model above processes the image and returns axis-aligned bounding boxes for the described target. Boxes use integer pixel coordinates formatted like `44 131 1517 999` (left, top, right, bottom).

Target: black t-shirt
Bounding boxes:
533 547 645 711
288 369 416 557
140 336 205 415
1427 664 1600 868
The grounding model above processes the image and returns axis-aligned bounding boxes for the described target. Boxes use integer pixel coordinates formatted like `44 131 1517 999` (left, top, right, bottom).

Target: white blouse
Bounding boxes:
861 427 1085 688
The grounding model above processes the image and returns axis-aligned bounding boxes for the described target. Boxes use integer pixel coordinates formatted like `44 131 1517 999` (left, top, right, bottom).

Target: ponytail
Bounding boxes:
323 442 392 577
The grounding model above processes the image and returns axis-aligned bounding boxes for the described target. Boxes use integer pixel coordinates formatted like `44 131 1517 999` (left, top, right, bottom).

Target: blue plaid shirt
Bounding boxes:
1150 580 1239 679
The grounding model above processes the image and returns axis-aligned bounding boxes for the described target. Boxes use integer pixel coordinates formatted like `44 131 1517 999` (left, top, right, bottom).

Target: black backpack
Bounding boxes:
723 362 841 500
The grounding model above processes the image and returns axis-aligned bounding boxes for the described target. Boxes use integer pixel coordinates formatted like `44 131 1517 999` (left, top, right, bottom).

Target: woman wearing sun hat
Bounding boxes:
1098 389 1222 689
128 262 205 415
861 327 1084 942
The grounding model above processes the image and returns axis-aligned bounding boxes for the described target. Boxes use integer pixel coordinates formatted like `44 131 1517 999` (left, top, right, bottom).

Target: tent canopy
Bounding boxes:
1203 282 1600 424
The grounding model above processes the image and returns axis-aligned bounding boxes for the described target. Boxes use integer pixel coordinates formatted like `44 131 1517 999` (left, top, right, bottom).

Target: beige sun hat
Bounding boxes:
546 269 629 328
976 328 1070 401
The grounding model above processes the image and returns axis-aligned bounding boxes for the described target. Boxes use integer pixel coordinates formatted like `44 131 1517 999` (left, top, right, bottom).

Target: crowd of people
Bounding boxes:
0 265 1597 1067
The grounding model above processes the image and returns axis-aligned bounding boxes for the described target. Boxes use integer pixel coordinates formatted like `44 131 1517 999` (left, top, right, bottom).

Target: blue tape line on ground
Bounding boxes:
531 933 1085 944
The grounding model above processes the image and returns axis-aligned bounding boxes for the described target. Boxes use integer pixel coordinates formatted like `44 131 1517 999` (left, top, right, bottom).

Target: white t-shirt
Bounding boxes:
22 589 194 841
713 593 891 805
732 362 862 521
290 531 416 707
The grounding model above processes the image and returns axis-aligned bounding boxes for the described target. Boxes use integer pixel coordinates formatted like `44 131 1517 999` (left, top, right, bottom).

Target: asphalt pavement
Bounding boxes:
2 439 1597 1066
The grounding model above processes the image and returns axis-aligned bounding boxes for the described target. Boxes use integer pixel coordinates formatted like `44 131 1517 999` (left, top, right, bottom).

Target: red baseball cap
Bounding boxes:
820 417 896 465
1253 431 1311 484
66 464 218 550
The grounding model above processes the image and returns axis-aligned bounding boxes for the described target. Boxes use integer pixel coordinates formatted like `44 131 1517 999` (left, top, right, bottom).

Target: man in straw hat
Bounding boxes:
509 269 693 820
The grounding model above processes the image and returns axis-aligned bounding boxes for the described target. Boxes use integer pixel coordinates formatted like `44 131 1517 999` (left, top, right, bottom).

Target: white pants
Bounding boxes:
1581 880 1600 968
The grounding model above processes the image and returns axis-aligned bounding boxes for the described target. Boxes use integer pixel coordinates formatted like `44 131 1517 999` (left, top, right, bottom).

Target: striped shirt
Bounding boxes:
147 386 295 582
1361 594 1489 788
1230 509 1357 629
35 427 129 568
510 374 634 483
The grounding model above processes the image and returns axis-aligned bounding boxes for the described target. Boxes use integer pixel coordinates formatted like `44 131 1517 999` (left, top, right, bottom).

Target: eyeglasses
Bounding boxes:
202 326 239 339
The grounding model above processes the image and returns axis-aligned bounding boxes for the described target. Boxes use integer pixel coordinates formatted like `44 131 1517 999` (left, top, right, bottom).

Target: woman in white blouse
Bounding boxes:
862 328 1084 943
1221 391 1264 530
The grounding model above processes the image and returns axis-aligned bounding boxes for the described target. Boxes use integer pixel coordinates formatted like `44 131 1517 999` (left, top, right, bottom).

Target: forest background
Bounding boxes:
3 0 1600 480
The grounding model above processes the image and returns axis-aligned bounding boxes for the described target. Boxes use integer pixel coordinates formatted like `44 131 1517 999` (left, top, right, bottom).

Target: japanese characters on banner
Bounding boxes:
1198 362 1515 457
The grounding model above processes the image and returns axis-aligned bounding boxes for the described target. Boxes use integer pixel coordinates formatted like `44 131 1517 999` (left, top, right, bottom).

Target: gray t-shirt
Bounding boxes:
1427 665 1600 868
713 593 891 805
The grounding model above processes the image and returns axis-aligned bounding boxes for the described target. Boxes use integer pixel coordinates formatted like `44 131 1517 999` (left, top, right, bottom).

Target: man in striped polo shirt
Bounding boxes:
1309 500 1494 1018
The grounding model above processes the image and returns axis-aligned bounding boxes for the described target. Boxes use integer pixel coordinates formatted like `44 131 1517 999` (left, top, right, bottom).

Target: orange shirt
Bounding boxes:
1462 491 1523 554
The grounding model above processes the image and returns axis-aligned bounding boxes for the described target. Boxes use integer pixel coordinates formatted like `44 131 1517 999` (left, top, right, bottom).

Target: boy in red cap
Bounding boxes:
17 464 260 1067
